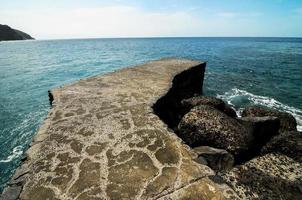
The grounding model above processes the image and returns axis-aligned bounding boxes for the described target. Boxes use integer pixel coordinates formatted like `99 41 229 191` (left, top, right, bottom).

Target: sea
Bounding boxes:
0 37 302 192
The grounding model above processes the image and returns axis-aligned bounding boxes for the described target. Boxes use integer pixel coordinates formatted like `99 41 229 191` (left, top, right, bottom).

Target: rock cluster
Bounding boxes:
176 96 301 199
181 96 237 117
222 153 302 200
178 104 252 157
242 106 297 132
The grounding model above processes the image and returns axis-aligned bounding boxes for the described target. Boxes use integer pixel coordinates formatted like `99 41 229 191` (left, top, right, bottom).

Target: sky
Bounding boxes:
1 0 302 39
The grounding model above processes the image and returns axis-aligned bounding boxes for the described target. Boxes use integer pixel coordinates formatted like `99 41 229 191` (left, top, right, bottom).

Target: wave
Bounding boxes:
0 146 23 163
217 88 302 131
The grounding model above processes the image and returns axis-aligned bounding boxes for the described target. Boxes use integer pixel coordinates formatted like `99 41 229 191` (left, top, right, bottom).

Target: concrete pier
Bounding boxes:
2 58 237 200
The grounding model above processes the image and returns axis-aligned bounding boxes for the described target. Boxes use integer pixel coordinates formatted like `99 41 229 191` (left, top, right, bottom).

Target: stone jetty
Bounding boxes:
1 59 237 200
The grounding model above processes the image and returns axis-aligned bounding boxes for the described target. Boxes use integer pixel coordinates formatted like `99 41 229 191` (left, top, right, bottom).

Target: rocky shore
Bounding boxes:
1 58 301 200
175 96 302 199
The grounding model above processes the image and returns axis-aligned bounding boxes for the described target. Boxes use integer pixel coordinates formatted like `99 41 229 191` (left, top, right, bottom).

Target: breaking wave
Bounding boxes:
0 146 23 163
217 88 302 131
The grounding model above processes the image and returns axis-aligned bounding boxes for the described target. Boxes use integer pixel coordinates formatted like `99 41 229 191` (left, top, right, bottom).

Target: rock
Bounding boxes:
242 106 297 132
0 186 22 200
181 96 225 110
239 116 280 151
178 105 252 157
193 146 234 172
239 116 280 140
181 96 237 117
0 24 34 41
194 156 208 166
223 104 237 118
222 153 302 200
261 131 302 162
236 116 280 163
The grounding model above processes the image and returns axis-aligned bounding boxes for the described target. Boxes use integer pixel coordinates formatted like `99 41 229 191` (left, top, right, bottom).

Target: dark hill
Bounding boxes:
0 24 34 41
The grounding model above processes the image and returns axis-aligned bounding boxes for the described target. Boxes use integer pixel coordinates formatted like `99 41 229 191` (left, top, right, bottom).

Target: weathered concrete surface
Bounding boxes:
2 58 237 200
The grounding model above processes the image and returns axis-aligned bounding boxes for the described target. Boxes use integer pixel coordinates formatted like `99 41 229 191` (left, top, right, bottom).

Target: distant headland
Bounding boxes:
0 24 34 41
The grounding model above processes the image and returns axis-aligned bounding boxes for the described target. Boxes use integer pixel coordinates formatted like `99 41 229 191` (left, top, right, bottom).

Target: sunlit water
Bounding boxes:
0 37 302 192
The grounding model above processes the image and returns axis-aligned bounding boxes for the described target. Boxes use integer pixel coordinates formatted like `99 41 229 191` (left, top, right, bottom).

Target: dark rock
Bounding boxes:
193 146 234 172
235 116 280 163
181 96 225 110
208 175 226 185
222 104 237 118
221 153 302 200
178 105 252 157
153 62 206 130
242 106 297 132
239 116 280 145
181 96 237 118
0 24 34 41
239 116 280 140
194 156 208 166
261 131 302 162
21 155 27 162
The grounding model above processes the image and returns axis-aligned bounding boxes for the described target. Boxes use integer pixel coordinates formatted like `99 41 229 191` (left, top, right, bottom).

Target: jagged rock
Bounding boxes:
0 24 34 41
223 104 237 118
242 106 297 132
193 146 234 172
181 96 225 110
221 153 302 200
181 96 237 117
178 105 252 156
261 131 302 162
235 116 280 163
238 116 280 153
239 116 280 139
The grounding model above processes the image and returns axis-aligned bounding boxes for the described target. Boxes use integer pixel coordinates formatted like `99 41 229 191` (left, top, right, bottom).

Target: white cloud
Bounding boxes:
0 5 296 38
216 12 239 18
0 6 205 39
216 11 262 18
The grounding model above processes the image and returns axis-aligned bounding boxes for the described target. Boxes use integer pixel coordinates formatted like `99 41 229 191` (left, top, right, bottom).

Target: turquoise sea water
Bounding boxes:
0 37 302 192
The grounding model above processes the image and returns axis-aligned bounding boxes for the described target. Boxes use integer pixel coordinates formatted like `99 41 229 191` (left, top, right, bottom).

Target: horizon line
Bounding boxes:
20 36 302 41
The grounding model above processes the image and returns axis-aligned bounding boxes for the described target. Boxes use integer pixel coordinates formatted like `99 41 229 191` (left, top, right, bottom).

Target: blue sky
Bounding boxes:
1 0 302 39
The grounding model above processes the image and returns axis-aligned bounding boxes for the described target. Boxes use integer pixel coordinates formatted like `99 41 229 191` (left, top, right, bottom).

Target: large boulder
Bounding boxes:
221 153 302 200
238 116 280 158
239 116 280 141
261 131 302 162
178 105 252 157
181 96 237 118
193 146 234 172
242 106 297 132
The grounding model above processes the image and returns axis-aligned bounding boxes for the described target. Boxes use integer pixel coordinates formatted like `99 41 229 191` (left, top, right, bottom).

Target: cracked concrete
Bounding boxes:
2 58 237 200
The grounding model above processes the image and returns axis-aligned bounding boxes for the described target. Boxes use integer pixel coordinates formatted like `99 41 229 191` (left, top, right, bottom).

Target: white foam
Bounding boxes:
0 146 23 163
217 88 302 131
